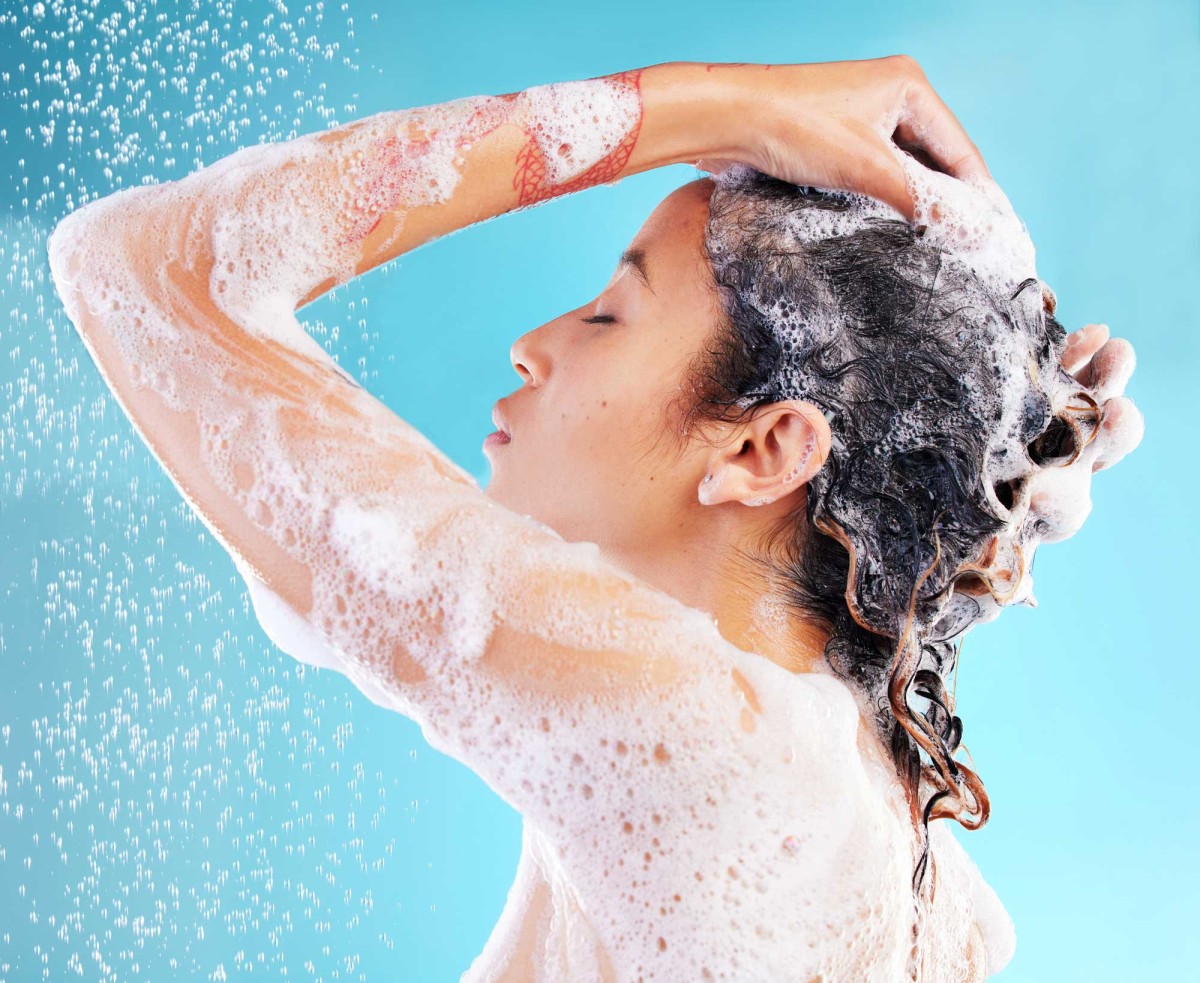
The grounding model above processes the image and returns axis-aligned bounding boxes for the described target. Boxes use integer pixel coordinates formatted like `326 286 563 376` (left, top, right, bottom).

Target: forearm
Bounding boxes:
344 61 744 272
50 62 743 322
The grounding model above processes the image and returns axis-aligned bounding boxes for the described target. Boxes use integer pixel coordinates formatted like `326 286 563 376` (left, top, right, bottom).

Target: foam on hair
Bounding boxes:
709 160 1094 617
701 162 1118 870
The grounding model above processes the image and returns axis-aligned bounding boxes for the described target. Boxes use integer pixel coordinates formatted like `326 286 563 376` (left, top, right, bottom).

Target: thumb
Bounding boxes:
693 157 738 177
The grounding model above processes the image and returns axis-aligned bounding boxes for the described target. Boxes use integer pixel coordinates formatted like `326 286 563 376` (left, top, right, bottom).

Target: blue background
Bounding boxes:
1 1 1196 980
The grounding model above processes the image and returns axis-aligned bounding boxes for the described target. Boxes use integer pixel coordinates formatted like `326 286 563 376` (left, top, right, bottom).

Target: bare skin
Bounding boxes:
48 56 1017 683
47 55 1144 979
483 178 835 674
476 190 1140 977
484 176 1142 681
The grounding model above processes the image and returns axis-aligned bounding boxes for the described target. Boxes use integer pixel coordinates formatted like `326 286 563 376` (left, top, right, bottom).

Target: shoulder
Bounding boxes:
929 823 1016 977
760 661 868 753
715 654 874 792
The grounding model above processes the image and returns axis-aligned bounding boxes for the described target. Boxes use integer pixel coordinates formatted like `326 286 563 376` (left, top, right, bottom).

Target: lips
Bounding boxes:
491 401 512 438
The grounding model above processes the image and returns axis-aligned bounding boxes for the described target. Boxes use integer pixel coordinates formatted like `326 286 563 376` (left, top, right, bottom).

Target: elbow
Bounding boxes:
47 199 115 329
46 210 86 321
47 188 151 332
984 915 1016 977
47 233 99 339
972 880 1016 978
48 192 111 283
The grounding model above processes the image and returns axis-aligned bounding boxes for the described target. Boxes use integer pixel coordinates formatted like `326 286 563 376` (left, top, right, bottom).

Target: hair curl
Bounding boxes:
687 170 1098 892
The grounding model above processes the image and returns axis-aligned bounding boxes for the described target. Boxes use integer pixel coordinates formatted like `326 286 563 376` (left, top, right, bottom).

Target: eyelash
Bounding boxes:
582 314 616 325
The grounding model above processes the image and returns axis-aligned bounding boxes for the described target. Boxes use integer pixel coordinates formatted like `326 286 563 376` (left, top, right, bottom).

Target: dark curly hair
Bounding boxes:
683 169 1100 892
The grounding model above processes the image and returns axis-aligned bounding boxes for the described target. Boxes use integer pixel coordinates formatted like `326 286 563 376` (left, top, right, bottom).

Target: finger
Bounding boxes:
894 79 991 181
1026 460 1093 544
1061 323 1110 375
860 141 917 221
1091 396 1145 472
1078 337 1136 401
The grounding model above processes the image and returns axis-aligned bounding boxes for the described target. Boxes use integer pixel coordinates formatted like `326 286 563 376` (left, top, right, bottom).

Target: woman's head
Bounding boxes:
485 170 1097 875
483 179 831 563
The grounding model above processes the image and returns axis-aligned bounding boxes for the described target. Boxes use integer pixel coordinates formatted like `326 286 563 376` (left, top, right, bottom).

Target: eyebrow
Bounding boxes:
618 248 654 293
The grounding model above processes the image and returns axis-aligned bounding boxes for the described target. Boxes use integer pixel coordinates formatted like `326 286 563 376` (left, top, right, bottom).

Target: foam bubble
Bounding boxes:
893 151 1038 294
712 154 1102 630
47 74 1013 980
516 79 641 184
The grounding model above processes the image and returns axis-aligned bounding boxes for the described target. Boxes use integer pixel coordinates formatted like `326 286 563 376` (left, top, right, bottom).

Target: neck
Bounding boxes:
607 516 829 675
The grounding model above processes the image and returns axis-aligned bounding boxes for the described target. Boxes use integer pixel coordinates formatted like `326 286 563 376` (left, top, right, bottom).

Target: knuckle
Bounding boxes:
886 53 925 77
1108 336 1135 359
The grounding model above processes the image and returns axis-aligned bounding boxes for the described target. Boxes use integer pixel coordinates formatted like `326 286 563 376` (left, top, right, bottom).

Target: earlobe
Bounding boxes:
698 465 728 506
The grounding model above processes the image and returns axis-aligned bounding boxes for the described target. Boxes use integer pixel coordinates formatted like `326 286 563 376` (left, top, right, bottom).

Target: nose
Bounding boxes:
509 327 549 385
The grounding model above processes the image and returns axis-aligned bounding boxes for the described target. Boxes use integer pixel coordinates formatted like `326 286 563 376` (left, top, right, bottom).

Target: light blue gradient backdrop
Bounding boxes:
1 1 1195 980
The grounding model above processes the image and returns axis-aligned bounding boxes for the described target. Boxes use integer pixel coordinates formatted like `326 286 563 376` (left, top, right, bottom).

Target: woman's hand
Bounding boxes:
1020 323 1145 545
693 56 989 221
1059 323 1144 474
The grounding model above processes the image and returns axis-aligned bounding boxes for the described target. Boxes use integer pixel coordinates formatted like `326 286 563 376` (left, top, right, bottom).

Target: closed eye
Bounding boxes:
581 314 616 325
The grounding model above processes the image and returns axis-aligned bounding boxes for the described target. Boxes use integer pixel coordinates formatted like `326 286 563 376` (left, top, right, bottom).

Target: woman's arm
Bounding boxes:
48 57 984 320
84 63 752 318
44 57 983 828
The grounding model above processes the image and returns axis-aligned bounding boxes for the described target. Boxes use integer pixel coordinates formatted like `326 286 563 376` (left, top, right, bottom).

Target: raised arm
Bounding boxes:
77 63 750 318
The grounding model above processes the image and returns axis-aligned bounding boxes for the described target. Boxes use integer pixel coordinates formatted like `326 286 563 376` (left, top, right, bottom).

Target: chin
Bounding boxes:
481 474 506 504
481 464 583 541
481 471 530 514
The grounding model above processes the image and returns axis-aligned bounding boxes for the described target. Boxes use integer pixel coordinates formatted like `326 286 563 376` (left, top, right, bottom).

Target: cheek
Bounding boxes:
560 389 630 469
585 368 669 447
553 355 640 438
534 331 683 481
546 381 663 494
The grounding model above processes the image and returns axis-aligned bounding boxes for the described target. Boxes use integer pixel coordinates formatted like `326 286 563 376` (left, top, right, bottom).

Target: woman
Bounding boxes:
47 58 1142 980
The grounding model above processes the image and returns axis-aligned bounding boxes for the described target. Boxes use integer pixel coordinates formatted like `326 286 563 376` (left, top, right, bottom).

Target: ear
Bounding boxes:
697 400 831 507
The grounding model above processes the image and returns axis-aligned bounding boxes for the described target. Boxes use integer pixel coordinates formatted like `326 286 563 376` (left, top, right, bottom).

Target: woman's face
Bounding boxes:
482 179 724 561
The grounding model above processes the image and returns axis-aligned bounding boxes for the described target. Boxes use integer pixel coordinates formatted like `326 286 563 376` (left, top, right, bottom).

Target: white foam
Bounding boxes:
516 79 641 184
893 150 1038 294
47 76 1017 980
711 154 1103 632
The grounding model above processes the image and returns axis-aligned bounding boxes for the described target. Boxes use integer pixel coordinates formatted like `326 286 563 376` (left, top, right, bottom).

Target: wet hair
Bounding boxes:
685 170 1096 892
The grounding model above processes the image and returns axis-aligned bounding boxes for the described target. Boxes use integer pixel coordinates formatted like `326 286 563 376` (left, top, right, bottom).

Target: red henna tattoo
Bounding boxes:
337 131 426 247
339 104 504 248
512 68 644 208
340 71 645 246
